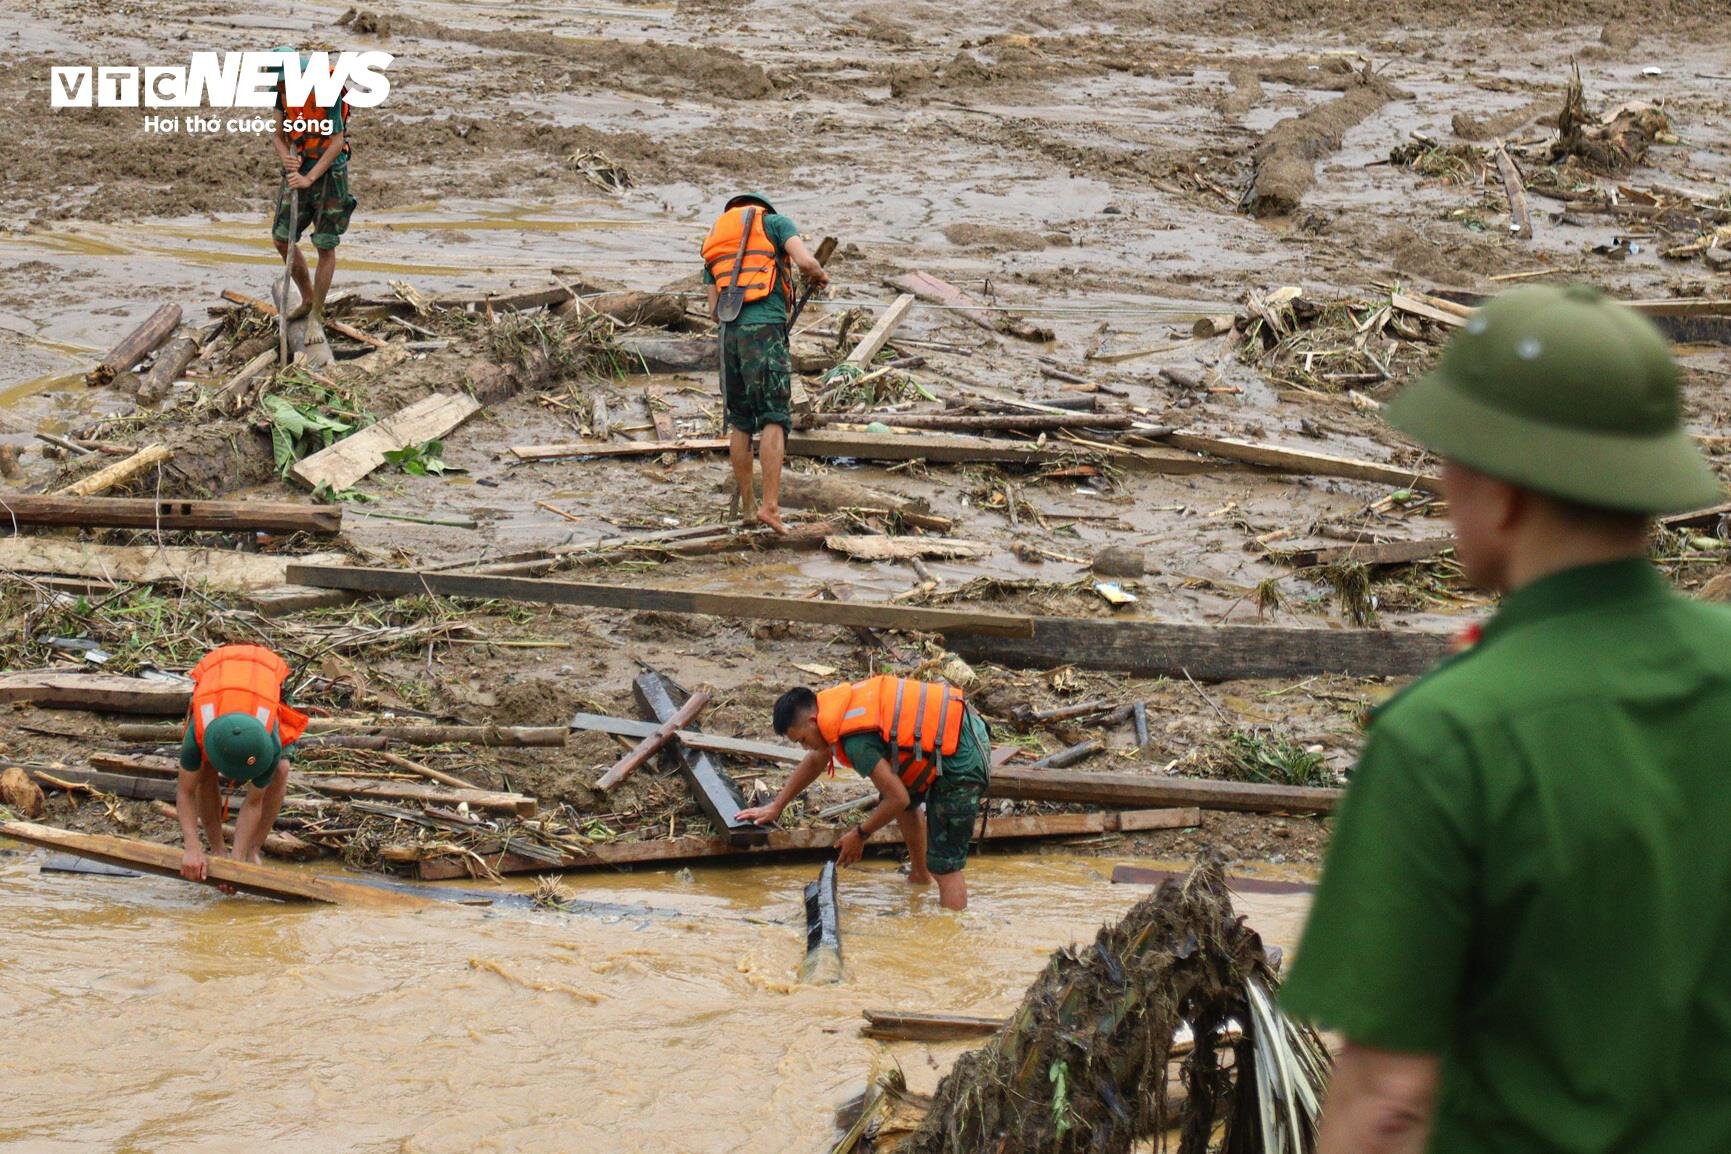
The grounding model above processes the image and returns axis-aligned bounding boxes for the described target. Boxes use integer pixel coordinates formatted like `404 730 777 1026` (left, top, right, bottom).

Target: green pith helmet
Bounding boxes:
1385 284 1722 514
724 192 776 215
204 713 278 786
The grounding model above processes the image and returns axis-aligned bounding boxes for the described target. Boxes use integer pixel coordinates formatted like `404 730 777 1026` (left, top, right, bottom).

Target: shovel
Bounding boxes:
278 177 296 367
787 235 837 329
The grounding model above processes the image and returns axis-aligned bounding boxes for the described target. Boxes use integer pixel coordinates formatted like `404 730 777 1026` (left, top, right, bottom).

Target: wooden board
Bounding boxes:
0 496 341 534
55 444 173 497
825 535 992 562
989 766 1340 814
0 538 345 593
1160 432 1438 490
861 1009 1004 1042
291 774 537 817
290 392 482 491
413 807 1202 878
635 671 765 845
512 438 729 461
0 821 431 908
283 564 1037 638
1276 537 1455 568
802 860 843 983
950 616 1451 681
843 294 916 367
567 712 801 763
113 721 568 747
31 767 233 804
788 430 1217 474
0 672 190 715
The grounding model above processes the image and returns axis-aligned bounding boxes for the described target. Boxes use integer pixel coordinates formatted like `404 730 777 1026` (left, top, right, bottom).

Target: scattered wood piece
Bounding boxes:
54 444 172 497
137 335 200 404
990 766 1339 814
636 670 765 844
295 774 537 817
326 319 388 349
210 348 277 410
801 860 843 984
1192 314 1239 339
779 473 952 533
1277 537 1455 568
806 412 1133 434
1159 431 1437 490
290 392 481 491
113 720 567 747
595 688 713 792
886 270 1052 343
283 564 1037 638
0 672 190 715
1026 739 1104 769
512 437 729 461
842 294 917 368
374 750 480 791
1014 698 1115 726
86 305 182 386
951 618 1451 681
149 800 317 861
1493 141 1534 240
0 821 430 908
615 334 717 374
825 536 991 562
0 765 47 817
0 495 341 534
1091 546 1146 578
568 712 801 763
861 1010 1003 1042
0 538 344 593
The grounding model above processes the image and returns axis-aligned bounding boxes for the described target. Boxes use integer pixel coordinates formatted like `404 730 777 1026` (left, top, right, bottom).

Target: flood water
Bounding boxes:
0 846 1311 1152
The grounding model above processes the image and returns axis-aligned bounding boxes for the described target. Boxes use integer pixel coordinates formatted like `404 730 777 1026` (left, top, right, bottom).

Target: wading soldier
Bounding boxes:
1282 285 1731 1153
700 193 829 534
175 644 309 881
737 676 990 910
270 46 358 326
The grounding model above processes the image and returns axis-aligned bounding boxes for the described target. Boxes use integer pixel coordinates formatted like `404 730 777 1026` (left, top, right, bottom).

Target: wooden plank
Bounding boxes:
55 444 173 497
861 1009 1003 1042
1277 537 1455 568
32 767 221 804
1493 142 1533 240
0 539 345 593
825 536 991 562
635 671 765 845
0 821 431 908
414 807 1203 878
0 496 341 534
989 766 1340 814
790 430 1217 473
290 392 482 491
595 688 712 792
567 712 801 764
432 286 572 313
294 774 537 817
1160 432 1438 490
512 437 729 461
283 564 1037 638
886 271 1052 342
112 721 567 747
950 616 1450 681
1663 501 1731 530
0 673 190 715
801 859 843 984
87 305 181 385
1391 292 1467 328
843 294 916 368
807 412 1135 433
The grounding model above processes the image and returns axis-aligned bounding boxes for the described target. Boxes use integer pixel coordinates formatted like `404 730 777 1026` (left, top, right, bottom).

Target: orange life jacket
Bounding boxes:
188 644 309 756
278 83 352 163
701 205 791 307
815 676 966 793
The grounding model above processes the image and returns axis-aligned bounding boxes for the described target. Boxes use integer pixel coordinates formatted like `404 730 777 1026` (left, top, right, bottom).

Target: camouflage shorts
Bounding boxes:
721 322 791 435
916 716 991 875
272 168 356 251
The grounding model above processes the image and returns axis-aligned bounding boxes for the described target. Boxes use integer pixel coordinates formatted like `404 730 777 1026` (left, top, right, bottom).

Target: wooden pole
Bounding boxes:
841 293 915 369
53 444 173 498
86 304 182 386
595 689 712 792
1494 141 1533 241
136 335 199 404
0 495 341 534
990 766 1340 814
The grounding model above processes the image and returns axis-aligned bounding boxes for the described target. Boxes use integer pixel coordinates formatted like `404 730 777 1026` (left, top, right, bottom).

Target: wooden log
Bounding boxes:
512 437 729 461
842 294 916 368
291 392 482 491
295 774 536 816
432 285 579 313
1192 314 1239 339
801 859 844 984
86 305 182 386
1493 142 1533 240
282 564 1037 638
1278 537 1455 568
374 750 481 791
0 821 431 908
780 473 952 533
950 616 1450 681
54 444 173 497
1016 698 1114 725
137 335 200 403
558 291 690 328
615 334 716 374
112 720 567 747
635 671 765 845
595 688 712 792
0 672 191 715
1132 701 1149 747
567 712 802 764
806 412 1134 433
1159 431 1438 490
0 538 345 594
1026 739 1103 769
31 767 213 803
326 319 388 349
210 348 277 410
990 766 1340 814
861 1010 1004 1042
414 806 1204 878
825 536 991 562
0 496 342 534
885 271 1052 342
0 765 46 818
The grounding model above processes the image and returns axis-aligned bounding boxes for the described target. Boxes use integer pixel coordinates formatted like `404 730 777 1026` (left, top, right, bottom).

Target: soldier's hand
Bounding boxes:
836 828 865 867
286 171 314 191
181 847 208 882
735 804 781 826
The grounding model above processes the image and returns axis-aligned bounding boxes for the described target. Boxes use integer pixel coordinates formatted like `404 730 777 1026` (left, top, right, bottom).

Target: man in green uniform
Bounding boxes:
701 193 829 534
736 682 991 910
1282 285 1730 1153
269 46 358 325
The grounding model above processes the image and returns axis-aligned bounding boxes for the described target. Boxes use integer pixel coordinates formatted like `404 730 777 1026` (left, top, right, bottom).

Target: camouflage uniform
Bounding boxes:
272 169 357 252
721 322 793 435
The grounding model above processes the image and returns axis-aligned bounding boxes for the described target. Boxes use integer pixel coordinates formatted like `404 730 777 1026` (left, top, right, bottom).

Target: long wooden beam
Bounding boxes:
635 671 765 845
0 672 191 715
989 766 1340 814
949 617 1451 681
114 721 567 747
596 688 711 792
568 712 802 764
1159 432 1438 490
413 807 1202 879
0 496 342 534
0 821 431 908
283 564 1036 637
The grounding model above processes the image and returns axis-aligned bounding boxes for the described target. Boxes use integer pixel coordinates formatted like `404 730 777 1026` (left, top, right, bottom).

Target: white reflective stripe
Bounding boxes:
843 707 867 720
255 706 272 727
199 703 216 726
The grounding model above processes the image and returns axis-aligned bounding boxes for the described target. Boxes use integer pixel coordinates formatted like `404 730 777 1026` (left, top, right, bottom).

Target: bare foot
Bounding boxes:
285 301 313 322
756 504 788 535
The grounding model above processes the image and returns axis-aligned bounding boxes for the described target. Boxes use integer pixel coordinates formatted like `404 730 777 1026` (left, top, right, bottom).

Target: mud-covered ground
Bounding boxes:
3 0 1730 876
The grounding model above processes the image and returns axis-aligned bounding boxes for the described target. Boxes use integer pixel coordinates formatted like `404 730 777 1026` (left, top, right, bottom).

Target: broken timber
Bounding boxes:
114 720 567 747
0 538 345 594
950 617 1451 681
290 392 481 491
1493 142 1533 240
0 495 341 534
806 412 1135 434
0 821 431 909
1158 432 1438 490
1276 537 1455 568
86 304 182 386
989 766 1340 814
55 444 173 497
595 688 712 792
801 860 843 984
841 293 916 368
886 271 1053 343
635 671 765 845
862 1010 1004 1042
45 760 535 816
0 672 190 715
568 712 801 764
414 808 1202 879
282 564 1036 637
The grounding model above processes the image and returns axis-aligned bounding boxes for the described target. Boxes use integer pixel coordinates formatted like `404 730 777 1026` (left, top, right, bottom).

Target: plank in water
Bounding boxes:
283 564 1037 638
0 821 431 909
290 392 481 491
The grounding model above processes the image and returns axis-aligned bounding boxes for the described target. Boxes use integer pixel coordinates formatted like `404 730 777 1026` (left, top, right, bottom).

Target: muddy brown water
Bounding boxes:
0 845 1311 1151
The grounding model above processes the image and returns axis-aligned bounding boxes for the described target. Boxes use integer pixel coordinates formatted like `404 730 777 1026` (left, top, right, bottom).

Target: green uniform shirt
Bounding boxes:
702 212 797 328
840 706 990 795
1282 559 1731 1153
